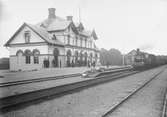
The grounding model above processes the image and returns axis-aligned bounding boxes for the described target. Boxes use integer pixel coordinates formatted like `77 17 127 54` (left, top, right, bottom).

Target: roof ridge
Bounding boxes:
26 23 64 46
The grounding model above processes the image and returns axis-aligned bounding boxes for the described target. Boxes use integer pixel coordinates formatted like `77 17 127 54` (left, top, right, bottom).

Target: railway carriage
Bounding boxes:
132 49 167 70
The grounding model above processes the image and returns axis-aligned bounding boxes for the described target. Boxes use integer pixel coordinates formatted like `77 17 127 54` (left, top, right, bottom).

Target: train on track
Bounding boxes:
133 49 167 70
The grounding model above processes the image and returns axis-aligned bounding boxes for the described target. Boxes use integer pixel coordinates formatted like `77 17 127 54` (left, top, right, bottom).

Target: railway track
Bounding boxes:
0 66 131 87
101 68 165 117
0 73 81 87
0 68 137 112
162 89 167 117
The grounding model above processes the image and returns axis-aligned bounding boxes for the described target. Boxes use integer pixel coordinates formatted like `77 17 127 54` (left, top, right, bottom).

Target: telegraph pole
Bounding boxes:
79 7 81 23
122 54 125 66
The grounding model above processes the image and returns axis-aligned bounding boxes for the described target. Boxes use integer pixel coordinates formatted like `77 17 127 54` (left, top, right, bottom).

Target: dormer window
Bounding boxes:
40 23 46 28
52 34 57 40
24 31 30 43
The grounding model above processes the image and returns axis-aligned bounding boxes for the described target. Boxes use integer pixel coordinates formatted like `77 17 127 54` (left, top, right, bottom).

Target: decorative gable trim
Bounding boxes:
4 23 48 46
67 22 79 35
91 30 98 40
4 23 64 47
4 23 27 46
127 50 137 55
78 23 84 31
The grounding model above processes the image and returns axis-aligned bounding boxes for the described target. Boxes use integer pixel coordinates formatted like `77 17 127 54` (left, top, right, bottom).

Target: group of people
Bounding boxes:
67 60 96 68
43 59 96 68
43 59 50 68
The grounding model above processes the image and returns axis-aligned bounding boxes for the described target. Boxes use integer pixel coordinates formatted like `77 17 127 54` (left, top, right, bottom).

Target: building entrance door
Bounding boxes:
53 48 59 67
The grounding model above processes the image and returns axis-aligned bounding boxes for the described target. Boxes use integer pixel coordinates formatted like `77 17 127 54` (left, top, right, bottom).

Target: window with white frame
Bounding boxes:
24 31 31 43
80 37 83 47
85 39 87 48
24 50 31 64
90 41 92 48
33 49 40 64
76 36 78 46
67 35 70 45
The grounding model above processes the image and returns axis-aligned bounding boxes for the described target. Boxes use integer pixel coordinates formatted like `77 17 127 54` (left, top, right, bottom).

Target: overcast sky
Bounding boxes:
1 0 167 57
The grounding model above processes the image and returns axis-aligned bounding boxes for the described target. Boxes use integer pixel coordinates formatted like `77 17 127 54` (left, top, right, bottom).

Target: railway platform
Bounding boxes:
0 67 90 83
0 75 89 98
0 66 122 84
0 66 125 99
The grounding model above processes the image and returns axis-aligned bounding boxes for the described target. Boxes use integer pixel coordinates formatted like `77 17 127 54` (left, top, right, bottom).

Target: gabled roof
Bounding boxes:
78 29 98 40
75 22 80 27
5 12 99 47
37 15 98 40
37 17 79 35
127 49 137 55
77 23 84 31
46 21 71 31
4 23 64 47
36 16 65 27
94 43 100 50
79 30 92 37
91 29 98 40
28 24 64 46
126 49 149 57
75 22 90 37
4 23 25 46
75 23 98 39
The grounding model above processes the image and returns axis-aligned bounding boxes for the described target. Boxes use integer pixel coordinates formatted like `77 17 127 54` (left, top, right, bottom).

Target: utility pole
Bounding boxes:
122 54 125 66
79 7 81 23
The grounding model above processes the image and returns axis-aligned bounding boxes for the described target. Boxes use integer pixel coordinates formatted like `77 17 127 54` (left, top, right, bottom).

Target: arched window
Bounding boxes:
95 53 98 58
67 35 70 45
16 50 23 64
75 36 78 46
16 50 24 56
90 53 93 63
67 50 72 56
85 39 87 48
53 48 59 56
75 51 79 64
80 51 83 66
84 52 87 66
90 41 92 48
33 49 40 64
95 53 98 63
67 50 72 67
80 37 83 47
24 49 31 64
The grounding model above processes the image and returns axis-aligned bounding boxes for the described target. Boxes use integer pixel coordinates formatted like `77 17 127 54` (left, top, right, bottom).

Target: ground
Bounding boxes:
1 66 166 117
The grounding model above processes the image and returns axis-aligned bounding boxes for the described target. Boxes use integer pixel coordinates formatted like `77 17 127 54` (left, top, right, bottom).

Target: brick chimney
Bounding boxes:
137 48 140 55
66 16 73 21
137 48 140 52
48 8 56 19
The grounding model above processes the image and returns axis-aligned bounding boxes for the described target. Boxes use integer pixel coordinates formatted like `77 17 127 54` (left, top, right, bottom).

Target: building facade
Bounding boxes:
5 8 100 71
124 49 137 65
124 49 146 65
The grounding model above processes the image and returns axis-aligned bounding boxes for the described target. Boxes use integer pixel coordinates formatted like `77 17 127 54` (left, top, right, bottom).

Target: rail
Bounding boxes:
0 67 136 111
101 69 164 117
162 89 167 117
0 66 132 87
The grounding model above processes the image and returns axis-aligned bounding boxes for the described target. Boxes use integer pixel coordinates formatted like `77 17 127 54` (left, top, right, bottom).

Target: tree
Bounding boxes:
100 48 123 66
0 58 9 69
108 49 122 65
100 48 108 66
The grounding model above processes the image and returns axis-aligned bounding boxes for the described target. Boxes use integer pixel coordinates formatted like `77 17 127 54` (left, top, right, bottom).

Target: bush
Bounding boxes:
0 58 9 69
